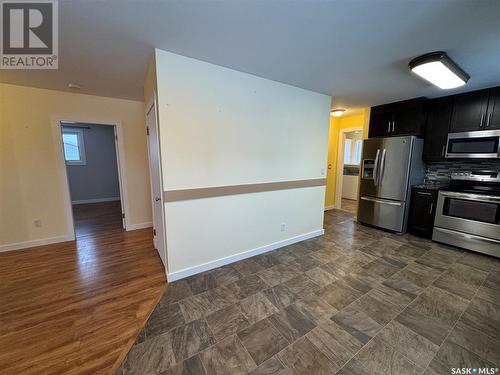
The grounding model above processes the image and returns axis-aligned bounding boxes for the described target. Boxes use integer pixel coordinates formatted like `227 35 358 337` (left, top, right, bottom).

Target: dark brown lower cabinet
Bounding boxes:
408 187 439 238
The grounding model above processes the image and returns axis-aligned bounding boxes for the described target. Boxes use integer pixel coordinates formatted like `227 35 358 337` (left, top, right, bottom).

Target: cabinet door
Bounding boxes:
392 98 427 136
486 87 500 130
368 109 393 138
423 98 453 162
408 189 437 238
450 90 489 132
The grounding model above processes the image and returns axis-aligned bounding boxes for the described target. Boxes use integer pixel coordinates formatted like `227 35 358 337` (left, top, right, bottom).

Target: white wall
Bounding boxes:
342 176 359 200
154 49 331 277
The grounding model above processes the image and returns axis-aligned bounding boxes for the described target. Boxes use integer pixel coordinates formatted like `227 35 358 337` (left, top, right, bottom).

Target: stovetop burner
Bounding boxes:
441 170 500 197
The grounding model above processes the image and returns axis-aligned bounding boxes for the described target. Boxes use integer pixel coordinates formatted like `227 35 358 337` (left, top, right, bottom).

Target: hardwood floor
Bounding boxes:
72 201 124 237
0 203 166 375
341 198 358 214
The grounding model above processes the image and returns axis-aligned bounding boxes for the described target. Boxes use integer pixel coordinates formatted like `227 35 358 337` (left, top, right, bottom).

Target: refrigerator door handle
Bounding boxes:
360 196 402 206
373 149 381 186
379 149 387 185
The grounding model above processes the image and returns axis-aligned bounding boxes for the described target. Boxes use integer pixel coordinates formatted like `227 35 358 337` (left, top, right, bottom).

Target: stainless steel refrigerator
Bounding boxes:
357 136 425 233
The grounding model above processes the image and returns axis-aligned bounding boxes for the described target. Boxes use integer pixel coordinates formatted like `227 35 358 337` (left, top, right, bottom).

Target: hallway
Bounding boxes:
72 201 124 237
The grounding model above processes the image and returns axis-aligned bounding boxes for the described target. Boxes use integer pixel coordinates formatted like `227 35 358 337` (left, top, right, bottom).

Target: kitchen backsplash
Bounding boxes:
425 160 500 185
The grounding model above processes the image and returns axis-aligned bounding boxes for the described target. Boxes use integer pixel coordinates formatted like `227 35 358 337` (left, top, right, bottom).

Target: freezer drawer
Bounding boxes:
357 196 406 233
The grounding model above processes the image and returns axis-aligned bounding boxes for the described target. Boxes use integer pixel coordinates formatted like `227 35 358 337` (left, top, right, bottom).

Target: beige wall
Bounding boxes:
154 50 331 278
0 83 151 249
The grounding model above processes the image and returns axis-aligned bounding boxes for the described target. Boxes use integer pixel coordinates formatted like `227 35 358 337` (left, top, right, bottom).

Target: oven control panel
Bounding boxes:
451 170 500 182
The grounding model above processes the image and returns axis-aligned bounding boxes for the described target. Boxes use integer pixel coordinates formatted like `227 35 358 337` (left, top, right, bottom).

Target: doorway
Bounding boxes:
59 121 126 237
335 127 363 214
145 96 167 269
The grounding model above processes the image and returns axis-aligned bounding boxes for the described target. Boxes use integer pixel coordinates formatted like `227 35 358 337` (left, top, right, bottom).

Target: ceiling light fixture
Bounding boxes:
68 82 82 90
409 51 469 89
330 109 345 117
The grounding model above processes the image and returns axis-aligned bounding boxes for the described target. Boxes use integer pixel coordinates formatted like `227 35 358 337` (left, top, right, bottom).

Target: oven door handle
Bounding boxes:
434 227 500 244
439 191 500 203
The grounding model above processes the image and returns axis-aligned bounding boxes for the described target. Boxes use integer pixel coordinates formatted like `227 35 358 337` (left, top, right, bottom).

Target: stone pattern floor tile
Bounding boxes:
237 319 289 366
121 209 500 374
248 357 291 375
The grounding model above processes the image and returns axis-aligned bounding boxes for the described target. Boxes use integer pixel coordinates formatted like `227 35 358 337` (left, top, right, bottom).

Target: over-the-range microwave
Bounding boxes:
446 129 500 159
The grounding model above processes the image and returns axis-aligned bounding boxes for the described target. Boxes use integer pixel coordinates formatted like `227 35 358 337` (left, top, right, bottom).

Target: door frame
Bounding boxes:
334 126 364 209
145 93 168 272
51 116 130 239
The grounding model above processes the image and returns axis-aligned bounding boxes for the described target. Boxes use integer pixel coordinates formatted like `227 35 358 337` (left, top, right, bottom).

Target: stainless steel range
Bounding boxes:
433 170 500 257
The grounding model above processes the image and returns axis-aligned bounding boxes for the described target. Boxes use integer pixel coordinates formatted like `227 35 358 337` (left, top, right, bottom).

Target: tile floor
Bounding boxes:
118 209 500 375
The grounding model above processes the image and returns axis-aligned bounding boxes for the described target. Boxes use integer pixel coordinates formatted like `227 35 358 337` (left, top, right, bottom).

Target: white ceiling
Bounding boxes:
2 0 500 109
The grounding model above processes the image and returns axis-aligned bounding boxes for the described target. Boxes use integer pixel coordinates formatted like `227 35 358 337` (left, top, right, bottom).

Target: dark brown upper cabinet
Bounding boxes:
423 97 453 162
450 87 500 132
368 107 393 137
368 97 427 138
450 89 489 132
486 86 500 130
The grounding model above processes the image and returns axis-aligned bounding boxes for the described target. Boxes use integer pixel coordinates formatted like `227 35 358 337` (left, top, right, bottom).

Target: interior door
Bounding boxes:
146 103 167 268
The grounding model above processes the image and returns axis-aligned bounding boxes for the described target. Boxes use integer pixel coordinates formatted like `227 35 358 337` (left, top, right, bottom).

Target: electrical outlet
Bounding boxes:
280 223 286 232
33 219 42 228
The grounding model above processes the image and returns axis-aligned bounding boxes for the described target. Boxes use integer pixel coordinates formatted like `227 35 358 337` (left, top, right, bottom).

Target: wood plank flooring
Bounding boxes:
0 203 166 375
341 198 358 214
72 201 124 237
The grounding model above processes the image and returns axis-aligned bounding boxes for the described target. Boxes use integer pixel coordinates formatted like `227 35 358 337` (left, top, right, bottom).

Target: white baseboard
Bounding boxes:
0 234 75 253
127 222 153 231
167 229 325 282
72 197 121 204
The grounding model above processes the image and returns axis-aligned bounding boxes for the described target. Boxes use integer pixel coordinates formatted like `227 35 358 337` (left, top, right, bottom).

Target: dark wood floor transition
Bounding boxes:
120 209 499 375
72 200 124 237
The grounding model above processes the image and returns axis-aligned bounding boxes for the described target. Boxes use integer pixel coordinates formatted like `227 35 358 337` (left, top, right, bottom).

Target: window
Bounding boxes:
344 139 352 164
354 140 363 165
62 127 86 165
344 134 363 166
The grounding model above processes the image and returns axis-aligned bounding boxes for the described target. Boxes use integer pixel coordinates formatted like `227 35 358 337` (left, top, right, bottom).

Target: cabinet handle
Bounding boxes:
486 113 492 127
441 145 445 157
417 191 432 196
429 202 434 214
480 113 485 128
387 122 391 133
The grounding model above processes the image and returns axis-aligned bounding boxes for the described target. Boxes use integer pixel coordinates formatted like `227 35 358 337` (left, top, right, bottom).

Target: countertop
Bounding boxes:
412 184 447 191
